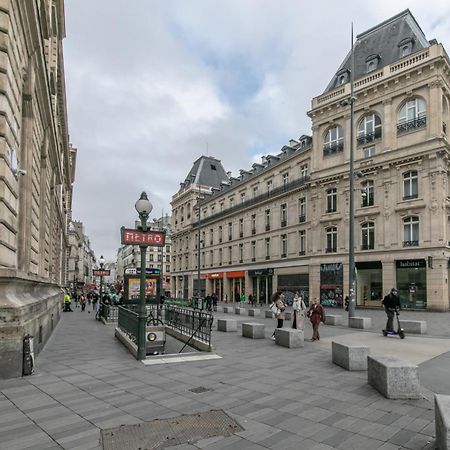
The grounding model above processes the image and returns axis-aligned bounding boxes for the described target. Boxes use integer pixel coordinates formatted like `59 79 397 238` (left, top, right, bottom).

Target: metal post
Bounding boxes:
197 184 201 303
137 214 148 360
348 24 356 320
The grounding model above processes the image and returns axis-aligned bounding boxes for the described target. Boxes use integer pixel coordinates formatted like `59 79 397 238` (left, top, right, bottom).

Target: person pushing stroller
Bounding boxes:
382 288 401 332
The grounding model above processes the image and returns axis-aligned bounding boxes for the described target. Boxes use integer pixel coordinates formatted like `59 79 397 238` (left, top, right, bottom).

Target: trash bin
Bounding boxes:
23 335 34 376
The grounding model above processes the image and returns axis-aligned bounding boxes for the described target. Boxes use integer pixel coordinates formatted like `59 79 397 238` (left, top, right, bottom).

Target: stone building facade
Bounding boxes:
170 10 450 311
0 1 73 378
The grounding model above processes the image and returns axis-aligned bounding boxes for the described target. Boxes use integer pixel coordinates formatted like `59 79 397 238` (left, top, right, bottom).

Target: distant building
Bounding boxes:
171 10 450 311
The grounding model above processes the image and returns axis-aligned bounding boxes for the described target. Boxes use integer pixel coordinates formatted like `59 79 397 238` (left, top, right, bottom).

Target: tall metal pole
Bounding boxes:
348 23 356 320
197 184 201 305
137 213 148 360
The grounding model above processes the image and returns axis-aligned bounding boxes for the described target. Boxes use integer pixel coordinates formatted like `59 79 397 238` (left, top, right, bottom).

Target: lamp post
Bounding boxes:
135 191 153 360
99 255 105 306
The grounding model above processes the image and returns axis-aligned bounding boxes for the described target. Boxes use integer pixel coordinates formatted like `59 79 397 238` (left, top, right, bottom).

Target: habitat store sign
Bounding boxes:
396 259 426 269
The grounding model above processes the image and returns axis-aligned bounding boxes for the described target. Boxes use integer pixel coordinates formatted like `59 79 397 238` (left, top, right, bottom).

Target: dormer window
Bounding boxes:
365 55 380 73
398 38 414 58
336 69 349 86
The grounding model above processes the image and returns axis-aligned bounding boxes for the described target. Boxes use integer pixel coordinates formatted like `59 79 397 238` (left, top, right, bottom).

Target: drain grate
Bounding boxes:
189 386 212 393
101 409 243 450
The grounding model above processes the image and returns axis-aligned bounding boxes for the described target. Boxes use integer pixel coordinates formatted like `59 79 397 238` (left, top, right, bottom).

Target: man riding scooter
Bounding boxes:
382 288 401 332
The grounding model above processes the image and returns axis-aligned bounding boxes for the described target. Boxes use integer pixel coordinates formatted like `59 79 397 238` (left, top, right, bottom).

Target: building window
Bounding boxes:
210 228 214 245
298 197 306 222
280 203 287 227
239 218 244 238
282 172 289 187
357 113 382 146
210 250 213 267
219 225 223 243
220 202 224 211
185 255 188 270
403 216 419 247
397 98 426 134
361 180 374 207
323 126 344 155
228 222 232 240
326 227 337 253
281 234 287 258
230 197 234 208
265 238 270 260
228 246 232 264
363 146 376 158
267 180 273 193
239 243 243 263
361 222 375 250
398 38 413 57
403 171 418 200
241 192 246 204
300 164 308 179
202 231 205 247
366 56 379 73
253 185 258 198
251 214 256 235
251 240 256 261
265 209 270 231
299 230 306 255
326 188 337 213
166 265 170 272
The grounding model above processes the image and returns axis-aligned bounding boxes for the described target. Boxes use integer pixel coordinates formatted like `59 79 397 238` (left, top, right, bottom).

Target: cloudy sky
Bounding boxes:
64 0 450 261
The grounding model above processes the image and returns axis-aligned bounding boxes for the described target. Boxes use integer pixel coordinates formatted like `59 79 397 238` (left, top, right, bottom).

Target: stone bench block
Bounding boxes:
223 306 233 313
325 314 343 326
368 356 420 399
275 328 304 348
248 308 260 317
217 318 237 332
265 310 273 318
349 317 372 329
332 341 368 371
242 322 265 339
213 306 223 313
235 307 246 315
435 394 450 450
400 320 427 334
284 311 292 321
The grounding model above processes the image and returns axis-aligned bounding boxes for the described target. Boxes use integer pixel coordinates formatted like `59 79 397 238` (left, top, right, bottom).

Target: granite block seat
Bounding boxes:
367 355 420 399
235 307 246 315
242 322 265 339
275 328 304 348
332 341 368 371
400 320 427 334
325 314 343 326
248 308 260 317
223 306 233 313
213 306 223 313
217 318 237 332
435 394 450 450
349 317 372 329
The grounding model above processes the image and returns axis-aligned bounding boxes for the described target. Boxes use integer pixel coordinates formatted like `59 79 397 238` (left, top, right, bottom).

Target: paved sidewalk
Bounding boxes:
0 304 448 449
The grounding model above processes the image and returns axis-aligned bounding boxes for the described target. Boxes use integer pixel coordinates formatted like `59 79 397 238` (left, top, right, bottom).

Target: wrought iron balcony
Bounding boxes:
299 251 305 256
239 232 243 238
252 257 256 262
403 240 419 247
357 127 382 146
281 220 287 228
326 207 337 213
361 244 374 250
403 194 418 201
265 255 270 260
239 259 243 263
323 141 343 156
299 215 306 223
397 116 427 134
251 228 256 235
325 247 337 253
265 224 270 231
281 253 287 258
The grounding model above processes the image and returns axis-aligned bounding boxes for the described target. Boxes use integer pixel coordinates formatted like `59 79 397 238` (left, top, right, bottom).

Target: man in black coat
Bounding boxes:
382 288 401 332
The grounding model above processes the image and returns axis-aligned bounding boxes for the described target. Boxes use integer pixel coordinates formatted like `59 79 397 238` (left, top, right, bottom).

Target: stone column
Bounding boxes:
426 257 449 311
382 99 393 152
428 81 443 139
382 261 395 294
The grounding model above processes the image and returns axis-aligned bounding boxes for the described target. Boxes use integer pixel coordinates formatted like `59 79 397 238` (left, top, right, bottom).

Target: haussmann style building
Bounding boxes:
170 9 450 312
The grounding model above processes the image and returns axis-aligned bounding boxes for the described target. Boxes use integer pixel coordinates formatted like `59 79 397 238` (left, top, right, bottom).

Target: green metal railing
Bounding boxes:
117 306 139 343
99 303 119 322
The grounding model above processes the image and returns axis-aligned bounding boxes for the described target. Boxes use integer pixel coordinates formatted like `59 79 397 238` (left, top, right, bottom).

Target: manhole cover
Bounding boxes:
101 409 243 450
189 386 212 393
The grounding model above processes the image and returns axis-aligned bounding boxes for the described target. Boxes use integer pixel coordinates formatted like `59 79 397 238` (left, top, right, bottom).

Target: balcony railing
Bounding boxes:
299 215 306 223
239 232 243 238
252 257 256 262
195 176 310 227
265 255 270 260
361 244 374 251
323 141 344 156
281 253 287 258
265 224 270 231
403 240 419 247
251 228 256 235
299 251 305 256
403 194 418 201
397 116 427 134
357 127 382 146
281 220 287 227
325 247 337 253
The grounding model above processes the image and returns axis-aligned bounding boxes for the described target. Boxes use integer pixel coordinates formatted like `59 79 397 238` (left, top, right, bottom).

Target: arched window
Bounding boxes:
357 113 382 145
403 171 418 200
323 126 344 156
361 180 374 207
361 222 375 250
403 216 419 247
325 227 337 253
397 98 426 134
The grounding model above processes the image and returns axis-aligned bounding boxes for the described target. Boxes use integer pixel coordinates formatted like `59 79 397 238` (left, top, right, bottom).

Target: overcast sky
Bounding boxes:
64 0 450 261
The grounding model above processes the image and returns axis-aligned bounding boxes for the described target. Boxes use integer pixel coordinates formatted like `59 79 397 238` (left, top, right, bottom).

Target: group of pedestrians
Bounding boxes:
270 291 325 341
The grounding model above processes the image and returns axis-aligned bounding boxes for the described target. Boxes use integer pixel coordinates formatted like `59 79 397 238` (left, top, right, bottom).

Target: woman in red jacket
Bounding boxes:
307 298 325 341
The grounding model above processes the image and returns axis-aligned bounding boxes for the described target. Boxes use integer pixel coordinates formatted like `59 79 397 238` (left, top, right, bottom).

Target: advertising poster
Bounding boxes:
127 277 157 300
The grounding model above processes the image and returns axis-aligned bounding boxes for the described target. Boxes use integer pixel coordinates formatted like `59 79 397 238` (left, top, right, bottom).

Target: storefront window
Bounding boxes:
278 274 309 306
395 259 427 309
320 263 343 307
356 261 382 305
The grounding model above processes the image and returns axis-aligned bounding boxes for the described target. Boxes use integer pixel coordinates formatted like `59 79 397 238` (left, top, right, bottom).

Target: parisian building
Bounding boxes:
0 1 73 378
170 9 450 312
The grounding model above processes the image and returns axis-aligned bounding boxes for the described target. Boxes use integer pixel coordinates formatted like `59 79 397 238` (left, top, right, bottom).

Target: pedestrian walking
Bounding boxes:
344 295 349 311
382 288 401 332
271 291 286 340
307 298 325 341
292 292 307 330
63 291 73 312
248 294 255 306
80 294 86 311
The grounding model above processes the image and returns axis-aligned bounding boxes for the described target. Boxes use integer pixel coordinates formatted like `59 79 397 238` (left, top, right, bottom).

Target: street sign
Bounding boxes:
124 267 161 275
121 227 165 246
93 269 111 277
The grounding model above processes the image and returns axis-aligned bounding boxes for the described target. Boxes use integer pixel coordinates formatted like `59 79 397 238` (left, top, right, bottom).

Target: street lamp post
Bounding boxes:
197 185 201 306
99 255 105 306
135 192 153 360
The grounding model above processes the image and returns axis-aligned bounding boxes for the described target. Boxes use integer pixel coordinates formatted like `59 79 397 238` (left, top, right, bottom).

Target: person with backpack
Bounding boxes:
270 291 286 340
382 288 401 332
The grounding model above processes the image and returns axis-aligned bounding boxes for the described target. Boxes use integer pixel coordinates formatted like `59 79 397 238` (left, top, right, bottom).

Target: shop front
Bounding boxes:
395 259 427 309
206 272 224 300
320 263 343 308
277 273 309 306
192 276 206 298
248 268 273 305
227 271 246 302
356 261 383 307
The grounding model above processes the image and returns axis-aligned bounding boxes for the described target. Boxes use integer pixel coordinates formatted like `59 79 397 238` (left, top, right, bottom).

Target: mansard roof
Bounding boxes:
181 155 229 190
324 9 430 93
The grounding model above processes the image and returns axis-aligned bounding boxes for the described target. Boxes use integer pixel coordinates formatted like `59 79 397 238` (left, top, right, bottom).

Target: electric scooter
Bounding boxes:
382 308 405 339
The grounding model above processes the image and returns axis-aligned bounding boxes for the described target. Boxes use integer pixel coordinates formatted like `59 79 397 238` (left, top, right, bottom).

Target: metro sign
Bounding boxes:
93 269 110 277
120 227 165 246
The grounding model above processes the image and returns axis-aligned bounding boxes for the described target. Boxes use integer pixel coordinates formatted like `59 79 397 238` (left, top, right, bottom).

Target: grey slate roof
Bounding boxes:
324 9 430 93
181 156 229 190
